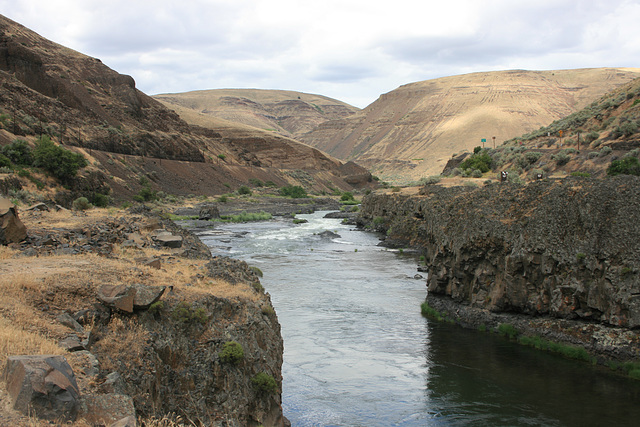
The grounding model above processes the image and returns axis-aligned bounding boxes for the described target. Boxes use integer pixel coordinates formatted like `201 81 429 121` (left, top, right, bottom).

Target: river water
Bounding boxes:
194 211 640 426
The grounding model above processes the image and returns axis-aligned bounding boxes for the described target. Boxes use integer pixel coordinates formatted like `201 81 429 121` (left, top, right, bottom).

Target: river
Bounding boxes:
194 211 640 426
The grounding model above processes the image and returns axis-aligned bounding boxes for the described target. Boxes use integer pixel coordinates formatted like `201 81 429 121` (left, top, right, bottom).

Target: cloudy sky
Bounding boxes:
1 0 639 108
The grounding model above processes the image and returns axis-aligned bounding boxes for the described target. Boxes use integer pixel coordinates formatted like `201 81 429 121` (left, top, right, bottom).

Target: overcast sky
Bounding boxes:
2 0 639 108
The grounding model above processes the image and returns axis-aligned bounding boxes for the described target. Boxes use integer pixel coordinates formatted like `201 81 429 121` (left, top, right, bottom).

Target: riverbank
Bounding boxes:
357 177 640 373
0 203 286 426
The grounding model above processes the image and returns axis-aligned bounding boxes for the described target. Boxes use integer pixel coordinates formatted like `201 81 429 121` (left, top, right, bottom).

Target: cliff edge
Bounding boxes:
358 177 640 361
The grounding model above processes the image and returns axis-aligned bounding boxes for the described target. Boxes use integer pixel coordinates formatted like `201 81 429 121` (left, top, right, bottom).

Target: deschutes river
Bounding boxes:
195 211 640 426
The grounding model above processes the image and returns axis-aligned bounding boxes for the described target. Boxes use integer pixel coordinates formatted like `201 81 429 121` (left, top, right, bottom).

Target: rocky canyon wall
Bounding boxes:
358 177 640 329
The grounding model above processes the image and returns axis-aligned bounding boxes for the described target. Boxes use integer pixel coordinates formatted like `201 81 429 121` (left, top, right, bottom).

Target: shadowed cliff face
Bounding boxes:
358 177 640 328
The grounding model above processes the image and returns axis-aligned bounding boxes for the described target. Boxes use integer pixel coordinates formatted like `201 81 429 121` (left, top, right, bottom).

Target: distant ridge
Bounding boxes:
299 68 640 182
154 88 359 139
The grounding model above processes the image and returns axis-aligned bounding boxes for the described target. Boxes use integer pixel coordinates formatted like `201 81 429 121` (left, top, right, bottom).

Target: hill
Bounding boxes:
0 14 371 205
300 68 640 183
153 88 359 139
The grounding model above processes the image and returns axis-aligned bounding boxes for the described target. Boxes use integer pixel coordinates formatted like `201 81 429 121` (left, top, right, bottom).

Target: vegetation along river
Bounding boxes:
194 211 640 426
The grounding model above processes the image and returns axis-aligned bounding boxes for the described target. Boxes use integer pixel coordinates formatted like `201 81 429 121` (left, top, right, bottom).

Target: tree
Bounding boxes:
32 136 87 181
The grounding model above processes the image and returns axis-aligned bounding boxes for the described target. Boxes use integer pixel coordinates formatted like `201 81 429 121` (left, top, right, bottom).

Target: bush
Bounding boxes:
587 151 599 159
219 341 244 365
460 151 492 173
136 185 157 202
91 193 111 207
251 372 277 394
171 301 208 326
32 136 87 181
420 175 442 185
237 185 252 195
72 197 92 211
249 178 263 187
1 139 32 165
599 146 613 157
340 191 355 202
0 154 11 168
470 169 483 178
585 131 599 144
279 185 307 198
552 151 570 166
607 156 640 176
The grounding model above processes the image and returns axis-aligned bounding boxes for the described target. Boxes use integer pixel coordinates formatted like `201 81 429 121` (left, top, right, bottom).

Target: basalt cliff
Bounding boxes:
358 177 640 361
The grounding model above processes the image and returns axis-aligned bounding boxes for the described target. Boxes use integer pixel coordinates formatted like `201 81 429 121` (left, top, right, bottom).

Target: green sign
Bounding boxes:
481 138 487 142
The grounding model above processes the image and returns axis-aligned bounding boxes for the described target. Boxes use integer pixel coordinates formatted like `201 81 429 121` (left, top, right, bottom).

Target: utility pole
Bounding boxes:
492 136 496 149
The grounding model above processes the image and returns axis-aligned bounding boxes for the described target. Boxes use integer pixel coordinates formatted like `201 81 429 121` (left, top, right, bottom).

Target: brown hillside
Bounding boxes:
0 14 371 202
300 68 640 183
154 89 359 138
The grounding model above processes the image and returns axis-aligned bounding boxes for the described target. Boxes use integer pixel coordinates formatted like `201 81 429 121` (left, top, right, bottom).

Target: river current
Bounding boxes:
194 211 640 426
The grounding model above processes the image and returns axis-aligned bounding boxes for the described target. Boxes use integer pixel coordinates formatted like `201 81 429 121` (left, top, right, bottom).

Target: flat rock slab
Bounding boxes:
155 234 183 248
3 355 80 422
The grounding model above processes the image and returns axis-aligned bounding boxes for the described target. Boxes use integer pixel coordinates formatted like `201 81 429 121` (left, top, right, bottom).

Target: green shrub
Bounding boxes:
497 323 519 339
237 185 252 195
460 151 492 173
72 197 92 211
249 178 263 187
1 139 32 165
552 151 570 166
32 136 87 181
607 156 640 176
470 169 483 178
340 191 355 201
250 266 264 277
420 302 444 321
224 211 272 222
585 131 599 144
279 185 307 198
420 175 442 185
171 301 208 326
588 151 599 159
251 372 277 394
599 146 613 157
0 154 11 168
219 341 244 365
148 301 165 316
91 193 110 207
217 195 228 203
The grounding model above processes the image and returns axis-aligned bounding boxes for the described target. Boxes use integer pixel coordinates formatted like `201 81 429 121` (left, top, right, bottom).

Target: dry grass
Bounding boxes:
0 208 263 425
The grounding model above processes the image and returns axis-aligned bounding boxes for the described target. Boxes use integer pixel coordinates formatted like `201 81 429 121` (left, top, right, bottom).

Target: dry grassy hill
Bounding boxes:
300 68 640 183
0 14 372 204
154 89 359 138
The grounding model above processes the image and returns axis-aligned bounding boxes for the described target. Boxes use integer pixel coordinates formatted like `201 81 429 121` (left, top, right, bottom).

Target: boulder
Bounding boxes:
155 234 183 248
97 284 136 313
0 197 27 244
132 283 166 310
27 202 49 211
199 204 220 220
3 355 80 422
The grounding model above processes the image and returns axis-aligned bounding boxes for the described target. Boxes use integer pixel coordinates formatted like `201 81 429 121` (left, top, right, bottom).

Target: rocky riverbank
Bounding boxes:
357 177 640 364
0 204 286 426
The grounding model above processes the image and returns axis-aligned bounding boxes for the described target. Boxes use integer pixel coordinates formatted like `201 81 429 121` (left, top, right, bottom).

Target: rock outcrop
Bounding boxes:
2 208 287 425
0 196 26 244
358 177 640 330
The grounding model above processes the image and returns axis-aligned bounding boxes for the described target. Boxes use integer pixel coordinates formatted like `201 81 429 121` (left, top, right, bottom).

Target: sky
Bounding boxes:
1 0 639 108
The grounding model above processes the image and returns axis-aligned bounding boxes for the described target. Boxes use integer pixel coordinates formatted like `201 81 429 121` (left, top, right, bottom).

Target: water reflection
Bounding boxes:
425 320 640 426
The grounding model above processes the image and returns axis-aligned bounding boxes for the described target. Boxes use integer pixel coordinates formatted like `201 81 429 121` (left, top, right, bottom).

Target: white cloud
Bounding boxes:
1 0 639 108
